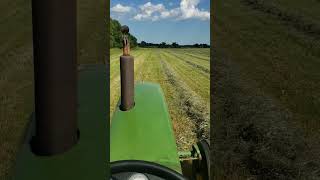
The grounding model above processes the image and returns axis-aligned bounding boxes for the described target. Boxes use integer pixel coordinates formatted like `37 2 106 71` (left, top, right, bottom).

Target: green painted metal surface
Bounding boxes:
14 65 108 180
110 82 182 173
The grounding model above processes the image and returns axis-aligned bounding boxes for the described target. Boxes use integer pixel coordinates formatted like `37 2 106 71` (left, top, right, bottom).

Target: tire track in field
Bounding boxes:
167 49 210 65
161 52 210 102
180 51 210 61
135 51 197 150
185 53 209 61
169 49 210 61
185 61 210 74
242 0 320 40
179 49 210 59
165 50 210 75
160 59 209 140
212 50 320 179
162 52 210 76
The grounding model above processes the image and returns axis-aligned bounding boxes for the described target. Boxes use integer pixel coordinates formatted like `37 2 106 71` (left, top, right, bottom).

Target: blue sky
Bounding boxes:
111 0 210 45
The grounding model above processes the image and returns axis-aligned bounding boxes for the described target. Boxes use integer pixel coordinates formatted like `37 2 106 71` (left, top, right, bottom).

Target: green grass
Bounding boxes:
0 0 106 179
213 0 320 179
110 48 210 151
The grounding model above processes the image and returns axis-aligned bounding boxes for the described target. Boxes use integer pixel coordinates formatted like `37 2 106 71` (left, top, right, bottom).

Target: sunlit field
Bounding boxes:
110 48 210 151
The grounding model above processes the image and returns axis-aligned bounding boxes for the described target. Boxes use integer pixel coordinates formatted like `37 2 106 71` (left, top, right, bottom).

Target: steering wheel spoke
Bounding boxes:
111 160 187 180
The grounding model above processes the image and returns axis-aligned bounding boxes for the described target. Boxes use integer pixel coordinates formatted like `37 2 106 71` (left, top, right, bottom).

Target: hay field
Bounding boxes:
110 48 210 151
212 0 320 178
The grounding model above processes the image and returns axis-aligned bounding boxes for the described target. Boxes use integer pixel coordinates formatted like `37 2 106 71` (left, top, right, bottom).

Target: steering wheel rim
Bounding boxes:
111 160 187 180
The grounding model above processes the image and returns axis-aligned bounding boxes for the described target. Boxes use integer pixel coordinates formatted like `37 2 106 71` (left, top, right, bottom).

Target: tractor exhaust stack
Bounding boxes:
30 0 78 155
120 26 135 111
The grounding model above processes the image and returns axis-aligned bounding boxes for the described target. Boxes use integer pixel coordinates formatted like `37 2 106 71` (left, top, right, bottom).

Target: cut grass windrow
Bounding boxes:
184 61 210 74
110 48 210 151
166 49 210 65
160 59 209 140
242 0 320 40
172 49 210 61
164 50 210 73
184 52 209 61
161 52 210 102
175 48 210 58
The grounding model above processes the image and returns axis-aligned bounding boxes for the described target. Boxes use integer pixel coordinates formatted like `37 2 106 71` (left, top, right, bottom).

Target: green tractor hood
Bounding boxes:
110 82 182 173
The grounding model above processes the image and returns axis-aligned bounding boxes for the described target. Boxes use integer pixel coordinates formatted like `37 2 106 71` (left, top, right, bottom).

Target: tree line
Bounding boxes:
110 18 210 49
138 41 210 48
110 18 138 48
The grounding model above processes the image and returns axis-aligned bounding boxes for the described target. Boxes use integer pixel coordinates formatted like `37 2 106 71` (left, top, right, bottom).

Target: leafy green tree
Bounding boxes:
140 41 147 47
110 18 137 48
158 42 167 48
172 42 179 48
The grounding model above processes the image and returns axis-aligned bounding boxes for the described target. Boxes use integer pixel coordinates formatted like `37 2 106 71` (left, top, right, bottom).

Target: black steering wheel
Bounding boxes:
110 160 187 180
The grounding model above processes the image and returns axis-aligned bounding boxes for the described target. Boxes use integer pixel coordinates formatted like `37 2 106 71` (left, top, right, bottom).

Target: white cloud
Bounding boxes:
179 0 210 20
132 0 209 21
111 4 132 13
133 2 167 21
160 8 180 18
